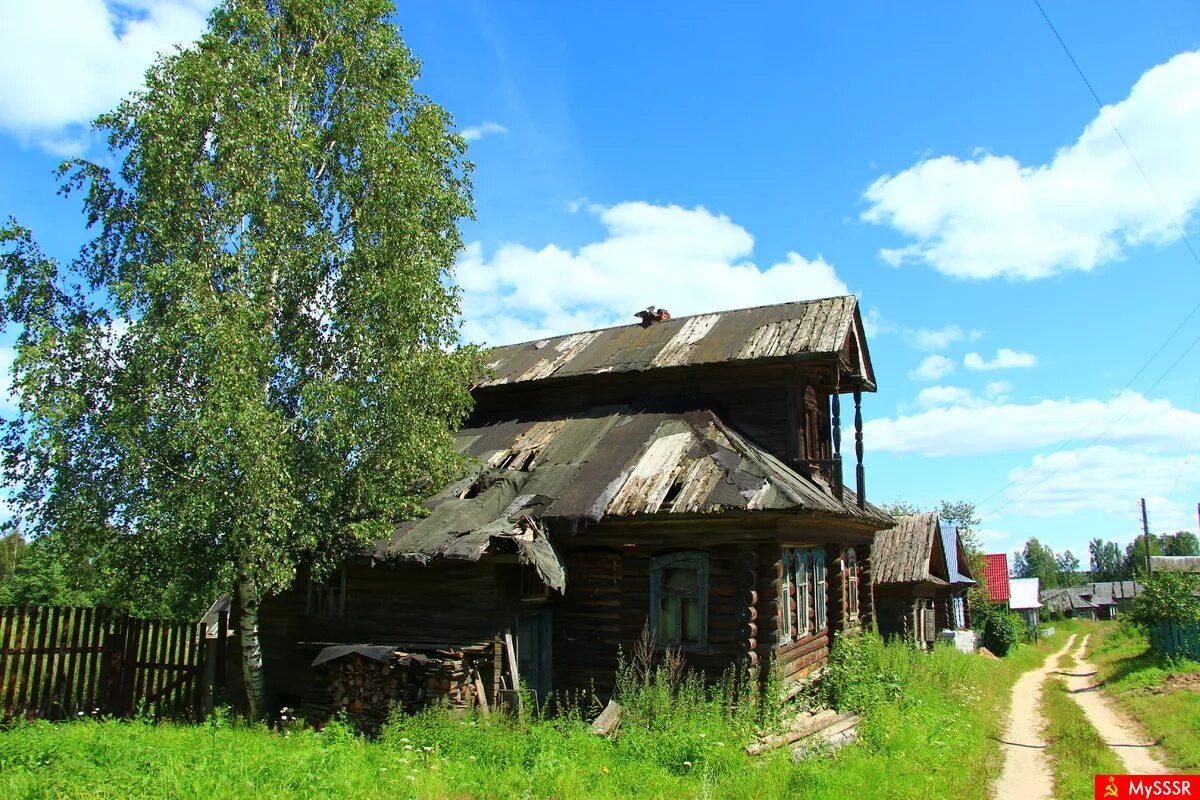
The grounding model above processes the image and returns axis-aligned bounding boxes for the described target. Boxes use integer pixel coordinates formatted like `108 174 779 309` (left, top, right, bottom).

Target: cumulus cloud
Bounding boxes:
460 121 509 142
907 325 963 351
456 201 850 345
915 385 976 408
862 50 1200 279
865 391 1200 457
908 354 956 382
964 348 1036 370
1003 446 1199 522
0 0 215 151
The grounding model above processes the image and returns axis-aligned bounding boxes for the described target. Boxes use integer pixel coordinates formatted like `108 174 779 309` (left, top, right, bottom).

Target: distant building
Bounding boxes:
1040 581 1142 620
981 554 1010 608
1009 578 1041 628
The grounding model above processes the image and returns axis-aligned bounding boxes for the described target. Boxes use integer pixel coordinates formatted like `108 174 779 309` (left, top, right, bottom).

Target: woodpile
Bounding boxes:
320 646 486 731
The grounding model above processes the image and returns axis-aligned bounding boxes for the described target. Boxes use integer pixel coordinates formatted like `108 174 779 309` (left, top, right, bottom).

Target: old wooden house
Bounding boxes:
251 296 893 717
871 513 975 646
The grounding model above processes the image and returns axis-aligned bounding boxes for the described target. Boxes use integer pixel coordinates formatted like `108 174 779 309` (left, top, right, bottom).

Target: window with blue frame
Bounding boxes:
650 552 708 648
781 547 827 642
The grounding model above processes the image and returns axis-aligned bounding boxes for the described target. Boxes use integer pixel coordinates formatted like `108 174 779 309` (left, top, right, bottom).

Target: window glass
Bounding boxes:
813 548 827 630
794 548 810 637
651 553 708 648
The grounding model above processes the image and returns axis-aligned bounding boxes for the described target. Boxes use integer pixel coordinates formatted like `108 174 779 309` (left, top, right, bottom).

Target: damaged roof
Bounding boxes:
478 295 876 391
871 513 949 586
378 405 891 576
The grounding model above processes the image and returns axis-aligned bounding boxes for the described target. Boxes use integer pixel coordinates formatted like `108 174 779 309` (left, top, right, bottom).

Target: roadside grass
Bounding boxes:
0 629 1077 800
1041 676 1124 800
1087 622 1200 770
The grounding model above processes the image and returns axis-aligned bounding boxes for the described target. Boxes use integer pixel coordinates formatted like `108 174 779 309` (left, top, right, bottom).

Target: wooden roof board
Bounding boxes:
378 403 893 563
870 513 950 586
477 295 874 391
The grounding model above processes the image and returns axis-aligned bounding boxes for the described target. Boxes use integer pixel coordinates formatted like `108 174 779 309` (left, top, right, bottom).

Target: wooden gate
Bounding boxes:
0 605 221 722
1151 621 1200 661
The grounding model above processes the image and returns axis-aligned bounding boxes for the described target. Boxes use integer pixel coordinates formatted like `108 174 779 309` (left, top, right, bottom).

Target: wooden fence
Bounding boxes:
0 605 224 722
1150 621 1200 661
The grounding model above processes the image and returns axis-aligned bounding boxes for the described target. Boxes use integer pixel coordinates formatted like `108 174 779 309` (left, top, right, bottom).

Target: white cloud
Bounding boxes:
908 354 956 382
866 391 1200 457
976 527 1013 543
984 381 1013 399
964 348 1036 370
456 201 850 345
0 1 215 151
1003 446 1199 522
460 121 509 142
862 50 1200 279
915 385 976 408
907 325 963 351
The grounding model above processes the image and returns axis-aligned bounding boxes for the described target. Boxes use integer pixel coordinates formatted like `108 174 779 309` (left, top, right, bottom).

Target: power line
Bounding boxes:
975 3 1200 519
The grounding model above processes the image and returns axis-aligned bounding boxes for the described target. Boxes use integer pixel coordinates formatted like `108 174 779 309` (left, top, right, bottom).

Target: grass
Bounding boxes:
0 629 1078 800
1040 676 1124 800
1086 620 1200 771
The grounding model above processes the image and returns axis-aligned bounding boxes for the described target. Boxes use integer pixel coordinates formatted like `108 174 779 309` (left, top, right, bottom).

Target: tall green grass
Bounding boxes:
1041 676 1124 800
0 631 1071 800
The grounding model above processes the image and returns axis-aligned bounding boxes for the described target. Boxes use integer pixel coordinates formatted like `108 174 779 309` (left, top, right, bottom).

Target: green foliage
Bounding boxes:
1041 676 1124 799
981 611 1026 656
1161 531 1200 557
1 0 484 712
0 634 1049 800
1125 533 1163 577
1012 537 1061 590
821 630 905 713
1089 538 1128 582
1130 571 1200 626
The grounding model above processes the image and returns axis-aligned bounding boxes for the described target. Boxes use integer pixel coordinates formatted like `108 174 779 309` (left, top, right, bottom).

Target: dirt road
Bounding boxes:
993 634 1078 800
1062 634 1168 775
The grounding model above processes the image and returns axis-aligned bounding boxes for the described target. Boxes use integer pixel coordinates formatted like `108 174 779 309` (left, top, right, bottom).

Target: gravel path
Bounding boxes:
993 634 1078 800
1061 634 1169 775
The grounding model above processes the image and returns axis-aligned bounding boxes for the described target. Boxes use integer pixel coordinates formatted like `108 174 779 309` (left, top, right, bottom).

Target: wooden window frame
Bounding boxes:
650 552 709 650
846 547 860 619
780 549 795 644
813 548 828 630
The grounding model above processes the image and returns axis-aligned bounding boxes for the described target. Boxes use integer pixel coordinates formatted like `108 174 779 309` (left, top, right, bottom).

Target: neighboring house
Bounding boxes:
981 554 1011 609
248 296 894 715
1009 578 1041 629
1041 581 1143 621
1087 581 1143 619
871 514 975 647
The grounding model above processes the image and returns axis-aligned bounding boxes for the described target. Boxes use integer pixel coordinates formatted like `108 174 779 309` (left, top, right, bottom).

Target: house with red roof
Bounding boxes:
981 553 1010 609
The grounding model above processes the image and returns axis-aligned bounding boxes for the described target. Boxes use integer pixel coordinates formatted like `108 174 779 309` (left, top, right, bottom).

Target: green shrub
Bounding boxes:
1131 572 1200 626
981 612 1025 656
821 630 905 713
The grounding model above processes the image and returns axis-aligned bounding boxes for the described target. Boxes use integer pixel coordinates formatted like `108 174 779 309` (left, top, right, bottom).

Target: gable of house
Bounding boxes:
982 554 1010 603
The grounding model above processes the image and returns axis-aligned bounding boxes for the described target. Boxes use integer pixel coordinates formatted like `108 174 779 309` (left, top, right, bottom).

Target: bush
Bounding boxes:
822 630 905 713
981 612 1026 657
1131 572 1200 627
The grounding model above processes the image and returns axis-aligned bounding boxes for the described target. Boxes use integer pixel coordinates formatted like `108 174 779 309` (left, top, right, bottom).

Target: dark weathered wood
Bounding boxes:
37 606 63 717
22 606 51 718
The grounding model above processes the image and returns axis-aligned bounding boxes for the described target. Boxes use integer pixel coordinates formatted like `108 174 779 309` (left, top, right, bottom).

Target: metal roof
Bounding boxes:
939 522 977 586
871 513 948 586
477 295 875 391
379 405 892 573
1009 578 1042 610
982 554 1010 603
1040 586 1099 614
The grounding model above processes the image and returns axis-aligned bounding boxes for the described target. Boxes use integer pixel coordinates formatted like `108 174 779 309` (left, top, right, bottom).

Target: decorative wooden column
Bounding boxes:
853 390 865 509
831 387 843 499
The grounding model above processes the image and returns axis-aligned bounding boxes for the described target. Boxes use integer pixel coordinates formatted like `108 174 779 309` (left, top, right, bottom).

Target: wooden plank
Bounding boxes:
37 607 63 717
83 608 104 713
21 606 51 719
1 606 24 718
473 670 489 716
192 622 207 721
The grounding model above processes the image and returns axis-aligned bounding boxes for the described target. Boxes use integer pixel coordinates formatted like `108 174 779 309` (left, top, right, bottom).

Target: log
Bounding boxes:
590 699 622 737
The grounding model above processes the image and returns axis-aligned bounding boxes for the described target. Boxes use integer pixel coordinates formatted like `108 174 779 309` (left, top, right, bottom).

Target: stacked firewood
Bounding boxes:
322 648 480 731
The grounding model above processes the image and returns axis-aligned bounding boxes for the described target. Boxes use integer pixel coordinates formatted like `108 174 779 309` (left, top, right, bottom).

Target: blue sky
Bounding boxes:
1 1 1199 564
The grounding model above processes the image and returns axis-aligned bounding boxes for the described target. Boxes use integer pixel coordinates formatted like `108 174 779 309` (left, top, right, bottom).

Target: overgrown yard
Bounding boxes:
0 631 1071 800
1087 621 1200 771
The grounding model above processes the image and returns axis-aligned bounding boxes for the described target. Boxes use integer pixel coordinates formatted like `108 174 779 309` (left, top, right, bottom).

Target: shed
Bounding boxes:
871 513 973 646
1008 578 1041 629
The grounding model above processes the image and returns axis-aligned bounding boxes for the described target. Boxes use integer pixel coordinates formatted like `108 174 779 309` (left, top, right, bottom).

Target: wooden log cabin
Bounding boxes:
253 295 894 716
871 513 976 647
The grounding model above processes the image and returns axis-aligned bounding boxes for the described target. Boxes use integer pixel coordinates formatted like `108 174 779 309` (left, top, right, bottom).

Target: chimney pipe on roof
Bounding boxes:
635 306 671 327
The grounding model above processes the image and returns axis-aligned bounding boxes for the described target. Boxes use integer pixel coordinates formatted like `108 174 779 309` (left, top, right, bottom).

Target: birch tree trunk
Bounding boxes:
237 567 267 721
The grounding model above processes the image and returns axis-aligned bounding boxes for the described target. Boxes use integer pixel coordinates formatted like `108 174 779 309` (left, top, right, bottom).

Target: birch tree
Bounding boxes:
0 0 480 718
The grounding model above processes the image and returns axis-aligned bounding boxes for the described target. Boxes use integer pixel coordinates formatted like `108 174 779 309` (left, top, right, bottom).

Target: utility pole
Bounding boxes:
1140 498 1153 577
